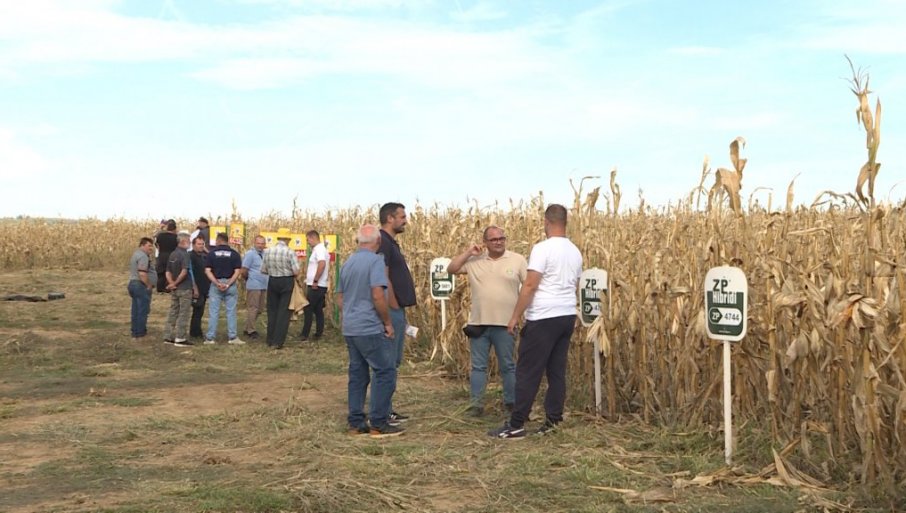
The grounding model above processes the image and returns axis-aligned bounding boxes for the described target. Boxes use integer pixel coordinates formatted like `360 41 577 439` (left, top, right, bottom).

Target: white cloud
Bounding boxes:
450 2 507 22
712 112 783 131
0 1 556 91
793 2 906 54
667 46 725 56
191 58 324 90
0 128 49 179
230 0 415 9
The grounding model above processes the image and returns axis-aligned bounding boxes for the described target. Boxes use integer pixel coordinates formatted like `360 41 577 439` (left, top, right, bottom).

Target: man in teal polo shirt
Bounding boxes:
241 235 268 339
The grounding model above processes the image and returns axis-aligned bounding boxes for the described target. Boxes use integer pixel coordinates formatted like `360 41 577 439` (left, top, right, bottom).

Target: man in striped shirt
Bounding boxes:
261 229 300 349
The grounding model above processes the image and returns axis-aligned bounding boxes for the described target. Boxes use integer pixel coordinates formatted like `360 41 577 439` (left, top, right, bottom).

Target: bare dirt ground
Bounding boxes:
0 271 896 512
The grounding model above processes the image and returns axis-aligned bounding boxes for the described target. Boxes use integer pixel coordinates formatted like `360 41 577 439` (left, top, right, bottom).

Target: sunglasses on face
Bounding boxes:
485 237 507 243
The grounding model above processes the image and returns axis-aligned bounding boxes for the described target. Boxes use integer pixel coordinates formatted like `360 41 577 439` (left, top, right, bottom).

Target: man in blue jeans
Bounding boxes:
128 237 157 339
447 226 527 416
378 202 417 424
337 224 402 438
203 232 245 345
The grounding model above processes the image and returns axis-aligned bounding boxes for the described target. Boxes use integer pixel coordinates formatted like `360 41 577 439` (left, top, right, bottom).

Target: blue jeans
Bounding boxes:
128 280 151 337
470 326 516 407
206 279 238 340
389 308 407 368
388 308 407 413
346 333 397 429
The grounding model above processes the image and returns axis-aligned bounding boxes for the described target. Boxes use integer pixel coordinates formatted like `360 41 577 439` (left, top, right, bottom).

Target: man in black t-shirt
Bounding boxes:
378 202 417 424
155 219 178 293
204 232 244 345
189 235 211 339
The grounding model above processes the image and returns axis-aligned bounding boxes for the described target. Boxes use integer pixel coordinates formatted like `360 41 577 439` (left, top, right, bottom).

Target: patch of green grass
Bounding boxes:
170 484 296 512
265 360 291 371
0 404 15 419
80 318 119 330
105 396 156 407
82 367 114 377
41 403 75 415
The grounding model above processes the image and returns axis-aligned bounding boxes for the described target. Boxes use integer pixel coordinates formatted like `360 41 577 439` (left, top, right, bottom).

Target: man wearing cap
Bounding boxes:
203 232 245 345
191 217 211 251
261 228 300 349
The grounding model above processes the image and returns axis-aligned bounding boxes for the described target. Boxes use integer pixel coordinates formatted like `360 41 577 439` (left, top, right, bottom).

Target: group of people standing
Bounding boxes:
126 218 331 350
338 202 580 440
128 202 583 441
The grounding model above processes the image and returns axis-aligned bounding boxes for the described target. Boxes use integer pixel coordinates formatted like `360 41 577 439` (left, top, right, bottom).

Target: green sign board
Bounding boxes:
579 268 608 327
704 266 748 341
430 257 454 300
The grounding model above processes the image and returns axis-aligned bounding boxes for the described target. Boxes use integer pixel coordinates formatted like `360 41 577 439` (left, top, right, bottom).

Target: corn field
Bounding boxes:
2 60 903 488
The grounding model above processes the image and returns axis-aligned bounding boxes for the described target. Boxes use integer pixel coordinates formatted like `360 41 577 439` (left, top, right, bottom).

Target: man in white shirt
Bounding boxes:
300 230 330 341
488 204 583 439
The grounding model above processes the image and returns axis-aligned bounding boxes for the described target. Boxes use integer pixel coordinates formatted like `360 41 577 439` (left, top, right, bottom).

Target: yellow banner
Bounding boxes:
228 223 245 246
210 225 227 246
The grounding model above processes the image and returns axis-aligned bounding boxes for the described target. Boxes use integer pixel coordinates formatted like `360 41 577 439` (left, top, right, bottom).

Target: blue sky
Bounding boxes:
1 0 904 219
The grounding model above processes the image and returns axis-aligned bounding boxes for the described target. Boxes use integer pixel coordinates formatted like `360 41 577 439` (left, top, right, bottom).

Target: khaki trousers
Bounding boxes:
245 289 267 333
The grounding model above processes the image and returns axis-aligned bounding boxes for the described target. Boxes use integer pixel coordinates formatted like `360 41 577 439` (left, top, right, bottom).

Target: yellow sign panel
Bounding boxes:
210 225 227 246
320 234 338 261
260 230 307 257
228 223 245 246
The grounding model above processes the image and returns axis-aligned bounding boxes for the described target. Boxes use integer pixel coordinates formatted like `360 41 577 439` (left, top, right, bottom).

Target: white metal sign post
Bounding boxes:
704 266 748 465
579 268 609 416
429 257 454 331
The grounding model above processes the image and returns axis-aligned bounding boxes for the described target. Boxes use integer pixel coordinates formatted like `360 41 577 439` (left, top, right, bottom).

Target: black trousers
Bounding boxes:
266 276 295 348
155 253 171 293
189 295 206 338
509 315 576 429
301 286 327 338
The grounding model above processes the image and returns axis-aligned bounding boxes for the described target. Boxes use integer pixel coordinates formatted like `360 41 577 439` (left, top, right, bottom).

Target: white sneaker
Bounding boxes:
228 338 246 345
203 339 216 345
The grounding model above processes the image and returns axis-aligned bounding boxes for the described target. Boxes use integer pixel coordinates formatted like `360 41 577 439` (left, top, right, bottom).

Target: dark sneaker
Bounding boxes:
488 422 526 440
173 339 194 347
536 420 559 435
466 405 483 417
163 338 175 344
245 331 260 340
389 411 410 423
299 336 309 343
369 424 405 438
348 425 370 436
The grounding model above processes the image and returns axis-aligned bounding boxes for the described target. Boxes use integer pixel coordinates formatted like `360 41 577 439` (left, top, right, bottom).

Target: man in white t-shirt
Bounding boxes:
488 204 582 440
300 230 330 341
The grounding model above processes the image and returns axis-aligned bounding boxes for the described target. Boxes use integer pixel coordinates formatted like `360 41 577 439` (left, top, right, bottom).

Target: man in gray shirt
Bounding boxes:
128 237 156 339
164 233 194 346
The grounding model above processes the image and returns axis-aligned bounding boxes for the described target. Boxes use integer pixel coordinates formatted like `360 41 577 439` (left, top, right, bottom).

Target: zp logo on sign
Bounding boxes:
429 257 454 300
704 266 748 341
579 268 608 327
